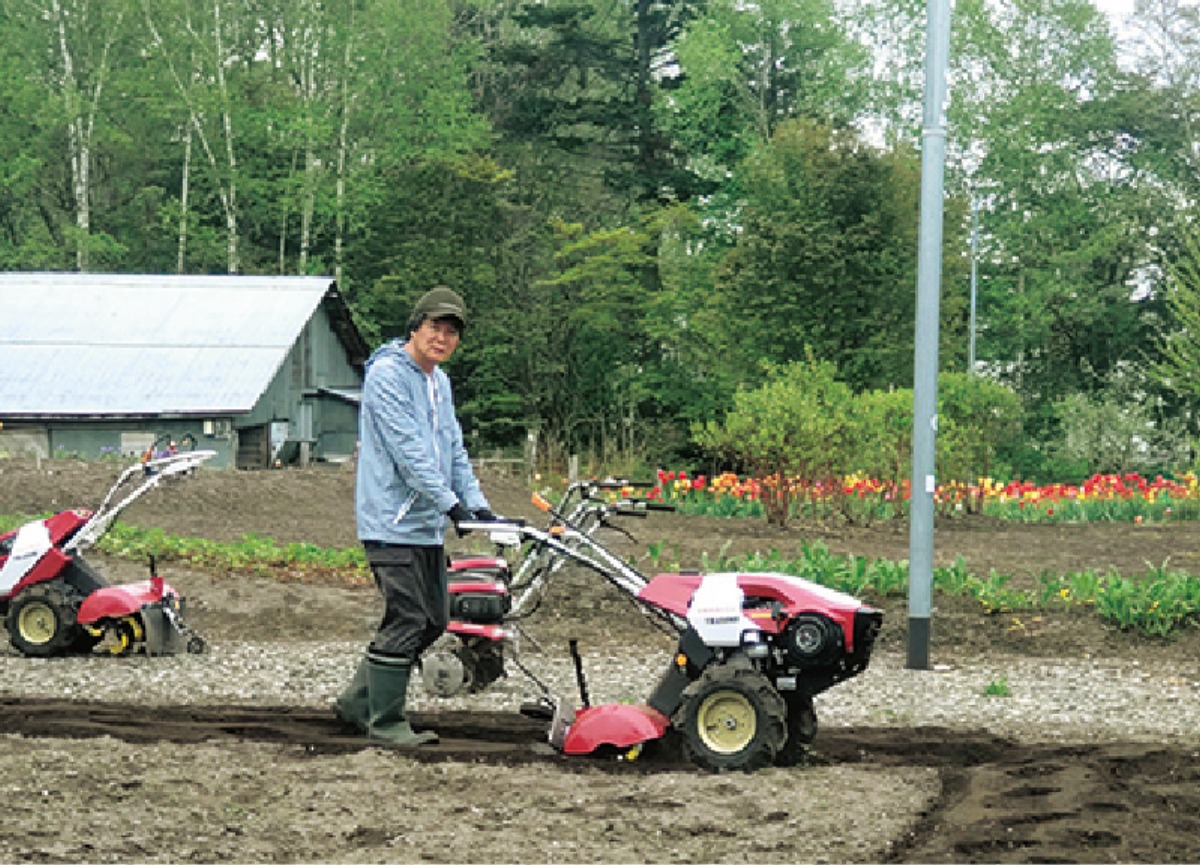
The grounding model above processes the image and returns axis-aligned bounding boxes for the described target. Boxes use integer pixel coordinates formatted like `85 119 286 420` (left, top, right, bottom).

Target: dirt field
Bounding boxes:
2 456 1200 863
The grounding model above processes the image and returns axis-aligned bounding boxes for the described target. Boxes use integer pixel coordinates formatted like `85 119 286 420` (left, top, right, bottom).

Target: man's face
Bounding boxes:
407 317 461 371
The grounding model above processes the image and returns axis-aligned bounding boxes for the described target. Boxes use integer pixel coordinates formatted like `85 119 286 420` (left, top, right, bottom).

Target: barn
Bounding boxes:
0 273 369 469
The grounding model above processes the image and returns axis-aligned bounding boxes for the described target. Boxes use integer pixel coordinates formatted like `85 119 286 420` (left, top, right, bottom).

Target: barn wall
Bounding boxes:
0 426 49 460
237 303 361 466
314 398 360 459
0 420 236 467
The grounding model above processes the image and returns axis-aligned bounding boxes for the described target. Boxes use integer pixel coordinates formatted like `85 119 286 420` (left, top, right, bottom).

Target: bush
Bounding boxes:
693 352 856 526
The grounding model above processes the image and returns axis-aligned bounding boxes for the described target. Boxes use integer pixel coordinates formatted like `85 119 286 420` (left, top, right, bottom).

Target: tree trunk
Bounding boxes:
50 0 118 272
177 122 192 273
334 26 354 286
212 0 239 273
141 0 240 274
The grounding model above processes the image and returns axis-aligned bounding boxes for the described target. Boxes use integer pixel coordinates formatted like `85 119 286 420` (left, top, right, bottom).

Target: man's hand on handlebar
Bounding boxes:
446 502 474 536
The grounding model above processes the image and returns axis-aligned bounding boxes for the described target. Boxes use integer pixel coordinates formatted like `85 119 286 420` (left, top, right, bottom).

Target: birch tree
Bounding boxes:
140 0 244 273
6 0 127 270
947 0 1160 444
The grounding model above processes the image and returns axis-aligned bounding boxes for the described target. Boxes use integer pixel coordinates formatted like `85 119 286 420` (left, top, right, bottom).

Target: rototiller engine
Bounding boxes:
0 449 213 657
427 483 883 771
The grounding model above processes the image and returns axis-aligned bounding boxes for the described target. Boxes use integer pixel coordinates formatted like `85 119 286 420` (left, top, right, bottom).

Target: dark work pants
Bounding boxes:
364 543 448 661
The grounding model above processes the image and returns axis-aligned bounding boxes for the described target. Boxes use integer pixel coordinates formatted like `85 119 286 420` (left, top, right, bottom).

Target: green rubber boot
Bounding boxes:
366 656 439 746
333 656 370 731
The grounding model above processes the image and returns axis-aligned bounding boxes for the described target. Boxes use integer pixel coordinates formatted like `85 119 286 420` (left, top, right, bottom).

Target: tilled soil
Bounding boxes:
4 699 1197 864
2 457 1200 863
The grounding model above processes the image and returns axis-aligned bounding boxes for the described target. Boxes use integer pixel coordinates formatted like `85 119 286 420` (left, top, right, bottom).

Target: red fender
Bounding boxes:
447 581 507 595
561 703 670 755
445 621 507 641
449 555 508 572
77 579 174 625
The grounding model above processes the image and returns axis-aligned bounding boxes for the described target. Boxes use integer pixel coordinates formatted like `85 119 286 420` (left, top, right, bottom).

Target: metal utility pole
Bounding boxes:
908 0 952 671
969 199 979 375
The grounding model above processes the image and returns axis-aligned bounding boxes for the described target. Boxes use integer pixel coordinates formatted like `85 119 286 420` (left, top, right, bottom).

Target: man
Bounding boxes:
335 285 494 746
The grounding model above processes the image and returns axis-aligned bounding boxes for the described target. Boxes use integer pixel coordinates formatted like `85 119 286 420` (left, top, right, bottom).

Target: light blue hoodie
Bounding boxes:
355 339 490 545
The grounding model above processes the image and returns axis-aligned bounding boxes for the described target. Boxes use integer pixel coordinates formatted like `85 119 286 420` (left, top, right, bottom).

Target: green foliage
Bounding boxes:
983 678 1011 697
659 0 870 178
694 353 856 526
949 0 1166 452
688 368 1021 526
1053 367 1193 478
1090 565 1200 638
347 152 513 341
645 540 682 572
1032 561 1200 637
96 523 368 582
936 373 1023 488
0 513 42 534
522 208 698 468
968 570 1035 614
936 556 974 596
711 119 962 394
670 491 764 519
1153 228 1200 406
0 0 1195 472
721 538 909 598
981 490 1200 525
852 388 913 515
8 506 1198 639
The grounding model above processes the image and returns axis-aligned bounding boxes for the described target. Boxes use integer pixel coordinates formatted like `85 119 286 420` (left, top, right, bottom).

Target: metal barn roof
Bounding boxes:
0 273 344 417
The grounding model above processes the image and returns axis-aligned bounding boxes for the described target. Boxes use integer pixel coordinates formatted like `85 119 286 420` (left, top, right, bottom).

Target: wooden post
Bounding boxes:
298 403 313 467
524 428 538 486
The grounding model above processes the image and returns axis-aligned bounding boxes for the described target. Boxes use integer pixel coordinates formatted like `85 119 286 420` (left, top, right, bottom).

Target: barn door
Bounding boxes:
236 424 270 469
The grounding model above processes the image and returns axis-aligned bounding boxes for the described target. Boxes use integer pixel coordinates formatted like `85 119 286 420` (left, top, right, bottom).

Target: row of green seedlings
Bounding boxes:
0 514 368 583
2 514 1195 638
649 538 1200 638
94 523 370 583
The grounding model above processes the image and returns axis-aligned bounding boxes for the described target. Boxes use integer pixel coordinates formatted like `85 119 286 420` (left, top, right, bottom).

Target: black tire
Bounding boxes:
673 664 787 772
776 691 818 767
5 582 84 657
784 614 843 668
461 639 505 693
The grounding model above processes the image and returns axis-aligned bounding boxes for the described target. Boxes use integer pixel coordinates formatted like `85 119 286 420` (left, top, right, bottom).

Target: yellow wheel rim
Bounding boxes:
106 617 144 656
106 628 131 656
696 690 757 755
17 602 57 645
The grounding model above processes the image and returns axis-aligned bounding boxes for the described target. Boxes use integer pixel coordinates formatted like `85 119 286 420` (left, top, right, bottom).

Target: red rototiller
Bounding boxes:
427 482 884 771
0 449 213 657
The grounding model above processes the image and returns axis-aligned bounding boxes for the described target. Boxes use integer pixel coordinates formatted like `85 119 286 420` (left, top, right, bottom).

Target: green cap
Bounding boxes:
411 286 466 331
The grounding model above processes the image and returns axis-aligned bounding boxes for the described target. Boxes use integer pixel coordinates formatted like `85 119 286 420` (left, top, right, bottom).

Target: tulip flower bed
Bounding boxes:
976 473 1200 523
649 469 1200 525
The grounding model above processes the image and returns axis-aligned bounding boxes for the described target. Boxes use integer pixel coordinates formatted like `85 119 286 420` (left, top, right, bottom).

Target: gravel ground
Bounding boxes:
6 639 1199 747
